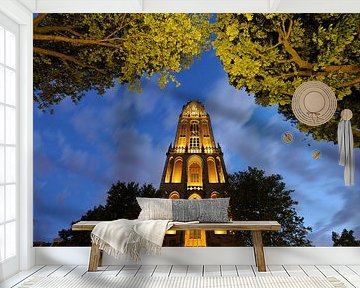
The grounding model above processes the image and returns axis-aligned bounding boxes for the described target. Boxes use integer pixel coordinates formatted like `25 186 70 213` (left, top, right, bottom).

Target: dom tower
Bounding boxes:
160 101 228 247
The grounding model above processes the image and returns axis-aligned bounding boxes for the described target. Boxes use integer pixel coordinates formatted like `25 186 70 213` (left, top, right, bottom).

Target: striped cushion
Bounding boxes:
136 197 230 223
172 198 230 222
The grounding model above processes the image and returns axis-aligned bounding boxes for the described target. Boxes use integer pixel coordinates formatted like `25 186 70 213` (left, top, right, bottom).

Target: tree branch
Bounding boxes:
105 14 127 39
276 26 359 75
277 70 329 80
33 47 106 74
34 26 82 37
34 34 111 45
324 65 360 73
33 33 149 49
277 27 313 70
336 77 360 88
33 14 48 27
286 19 293 39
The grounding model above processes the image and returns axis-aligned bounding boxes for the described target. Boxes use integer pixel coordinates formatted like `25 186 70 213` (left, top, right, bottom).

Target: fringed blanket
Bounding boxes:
91 219 173 261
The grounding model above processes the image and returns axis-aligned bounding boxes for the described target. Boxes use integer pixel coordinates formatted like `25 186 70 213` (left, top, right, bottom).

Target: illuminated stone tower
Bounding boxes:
160 101 228 247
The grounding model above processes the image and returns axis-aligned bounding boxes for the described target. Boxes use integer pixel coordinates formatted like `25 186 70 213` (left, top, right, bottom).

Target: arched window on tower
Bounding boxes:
190 121 199 135
169 191 180 199
188 193 201 200
180 122 187 137
172 157 183 183
207 157 218 183
189 163 201 185
211 191 220 198
189 121 200 152
187 156 203 188
216 157 226 183
202 122 211 148
164 157 173 183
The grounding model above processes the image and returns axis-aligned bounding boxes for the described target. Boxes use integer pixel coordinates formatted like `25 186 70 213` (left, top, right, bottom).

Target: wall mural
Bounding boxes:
33 13 360 247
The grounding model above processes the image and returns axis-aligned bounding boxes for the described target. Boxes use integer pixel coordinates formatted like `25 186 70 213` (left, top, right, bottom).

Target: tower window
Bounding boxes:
190 137 199 148
189 163 200 183
172 157 183 183
207 157 219 183
187 156 203 188
169 191 180 199
180 123 187 137
165 157 173 183
190 122 199 135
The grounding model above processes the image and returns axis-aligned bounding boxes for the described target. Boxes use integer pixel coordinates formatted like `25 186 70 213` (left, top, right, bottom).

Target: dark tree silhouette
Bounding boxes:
332 229 360 247
57 181 161 246
225 167 312 246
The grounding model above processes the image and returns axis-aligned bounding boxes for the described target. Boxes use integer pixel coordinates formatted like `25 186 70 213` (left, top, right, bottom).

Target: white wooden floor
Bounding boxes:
1 265 360 288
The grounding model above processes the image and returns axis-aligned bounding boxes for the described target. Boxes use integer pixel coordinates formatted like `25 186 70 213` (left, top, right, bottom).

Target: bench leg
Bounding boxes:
251 231 266 272
88 243 102 272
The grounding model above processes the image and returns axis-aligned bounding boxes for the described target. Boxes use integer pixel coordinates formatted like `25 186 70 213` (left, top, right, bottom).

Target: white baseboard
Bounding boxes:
35 247 360 266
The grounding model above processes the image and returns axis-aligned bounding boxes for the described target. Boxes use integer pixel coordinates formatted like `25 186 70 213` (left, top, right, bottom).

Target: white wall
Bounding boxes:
34 0 360 12
36 247 360 266
0 0 34 281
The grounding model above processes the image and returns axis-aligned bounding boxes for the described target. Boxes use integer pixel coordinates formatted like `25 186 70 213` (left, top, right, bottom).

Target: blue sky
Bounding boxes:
34 49 359 246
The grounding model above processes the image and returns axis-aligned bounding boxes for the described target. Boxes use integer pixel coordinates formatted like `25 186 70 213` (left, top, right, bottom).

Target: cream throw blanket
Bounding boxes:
91 219 173 261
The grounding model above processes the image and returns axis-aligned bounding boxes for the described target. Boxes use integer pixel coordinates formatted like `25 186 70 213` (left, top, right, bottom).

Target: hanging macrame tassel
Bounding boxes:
337 109 354 186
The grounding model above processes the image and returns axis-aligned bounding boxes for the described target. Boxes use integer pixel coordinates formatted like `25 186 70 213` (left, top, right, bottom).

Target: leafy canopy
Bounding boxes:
33 13 211 111
225 167 312 246
213 14 360 146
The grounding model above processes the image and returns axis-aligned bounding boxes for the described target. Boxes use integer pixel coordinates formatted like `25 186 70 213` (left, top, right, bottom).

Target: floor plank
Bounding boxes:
186 265 203 277
49 265 76 277
152 265 172 277
32 265 61 277
66 265 88 277
283 265 308 277
2 264 360 288
0 266 45 288
252 265 272 277
204 265 221 277
268 265 289 277
332 266 360 288
349 266 360 276
136 265 156 277
316 265 353 287
101 265 124 277
169 265 187 277
299 265 324 277
117 265 140 277
236 265 255 277
83 265 108 278
221 265 238 277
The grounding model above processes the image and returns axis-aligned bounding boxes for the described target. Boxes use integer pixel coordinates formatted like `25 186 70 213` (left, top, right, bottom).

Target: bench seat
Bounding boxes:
72 220 281 273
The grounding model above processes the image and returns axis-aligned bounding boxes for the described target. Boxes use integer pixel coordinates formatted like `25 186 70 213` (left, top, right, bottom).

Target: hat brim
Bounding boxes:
292 81 337 127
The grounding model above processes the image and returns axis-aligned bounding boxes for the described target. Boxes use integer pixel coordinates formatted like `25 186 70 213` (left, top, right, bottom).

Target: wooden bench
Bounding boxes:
72 220 281 273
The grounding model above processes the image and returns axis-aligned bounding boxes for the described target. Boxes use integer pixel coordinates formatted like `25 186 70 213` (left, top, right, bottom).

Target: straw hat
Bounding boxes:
292 81 337 126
